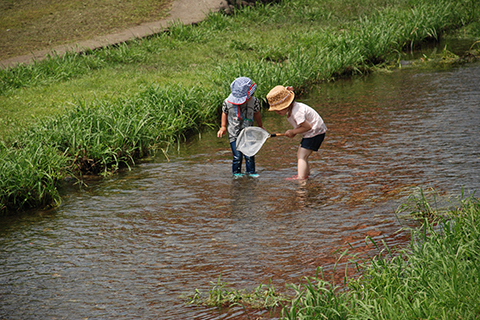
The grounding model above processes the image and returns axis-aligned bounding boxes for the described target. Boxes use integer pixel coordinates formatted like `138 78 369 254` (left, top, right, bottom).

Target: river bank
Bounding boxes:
1 0 479 214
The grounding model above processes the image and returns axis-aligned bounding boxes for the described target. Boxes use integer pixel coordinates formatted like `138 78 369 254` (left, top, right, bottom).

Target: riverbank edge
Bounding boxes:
188 191 480 319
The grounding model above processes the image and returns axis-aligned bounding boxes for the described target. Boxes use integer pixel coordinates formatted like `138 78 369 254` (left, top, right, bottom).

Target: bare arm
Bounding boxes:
253 111 265 130
285 121 312 138
217 113 228 138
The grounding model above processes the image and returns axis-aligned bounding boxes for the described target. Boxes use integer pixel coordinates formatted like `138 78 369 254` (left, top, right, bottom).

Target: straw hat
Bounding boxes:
227 77 257 105
267 85 295 111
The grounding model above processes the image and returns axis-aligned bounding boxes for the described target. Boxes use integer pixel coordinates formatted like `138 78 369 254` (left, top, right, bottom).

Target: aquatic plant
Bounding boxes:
395 187 443 219
185 192 480 319
187 276 289 310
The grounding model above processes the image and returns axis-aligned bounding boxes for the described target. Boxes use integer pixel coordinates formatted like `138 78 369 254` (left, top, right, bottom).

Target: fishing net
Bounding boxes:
236 127 270 157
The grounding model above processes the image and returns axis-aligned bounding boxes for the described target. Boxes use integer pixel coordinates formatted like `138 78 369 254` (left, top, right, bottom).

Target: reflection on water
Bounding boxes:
1 62 479 320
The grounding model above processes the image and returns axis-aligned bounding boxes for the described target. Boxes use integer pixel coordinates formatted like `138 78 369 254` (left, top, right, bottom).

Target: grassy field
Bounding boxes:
0 0 173 60
0 0 479 213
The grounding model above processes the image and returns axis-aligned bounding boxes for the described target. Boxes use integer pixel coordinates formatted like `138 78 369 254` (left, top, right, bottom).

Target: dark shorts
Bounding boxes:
300 133 325 151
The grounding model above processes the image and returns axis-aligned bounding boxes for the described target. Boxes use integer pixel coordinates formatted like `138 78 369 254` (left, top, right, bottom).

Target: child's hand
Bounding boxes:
217 127 227 138
286 86 294 91
285 129 296 138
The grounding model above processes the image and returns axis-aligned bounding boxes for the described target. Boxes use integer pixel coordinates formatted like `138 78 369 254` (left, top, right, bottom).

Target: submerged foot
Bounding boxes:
286 175 309 181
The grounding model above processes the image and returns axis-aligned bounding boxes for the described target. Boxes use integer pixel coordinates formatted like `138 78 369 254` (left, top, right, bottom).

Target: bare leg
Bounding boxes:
297 146 313 179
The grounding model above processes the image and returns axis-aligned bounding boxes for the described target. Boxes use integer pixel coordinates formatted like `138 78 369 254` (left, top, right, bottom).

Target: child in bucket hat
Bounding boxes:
267 85 327 180
217 77 264 177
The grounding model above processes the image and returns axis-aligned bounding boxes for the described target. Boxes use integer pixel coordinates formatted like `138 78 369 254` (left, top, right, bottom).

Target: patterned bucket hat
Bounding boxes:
227 77 257 105
267 85 295 111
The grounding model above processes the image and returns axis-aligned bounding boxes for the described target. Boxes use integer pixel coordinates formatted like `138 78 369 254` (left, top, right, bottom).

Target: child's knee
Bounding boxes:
297 147 313 160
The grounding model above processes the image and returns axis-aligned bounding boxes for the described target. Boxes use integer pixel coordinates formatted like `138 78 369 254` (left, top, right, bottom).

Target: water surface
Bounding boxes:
1 62 479 320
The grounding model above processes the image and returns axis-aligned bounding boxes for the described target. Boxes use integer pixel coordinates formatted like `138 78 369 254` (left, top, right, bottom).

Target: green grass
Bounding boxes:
186 192 480 319
186 276 289 310
0 140 68 212
349 193 480 320
1 0 479 213
395 187 445 220
279 192 480 319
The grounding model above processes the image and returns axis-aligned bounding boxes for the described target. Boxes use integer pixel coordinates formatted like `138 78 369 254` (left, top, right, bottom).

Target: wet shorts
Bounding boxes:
300 133 325 151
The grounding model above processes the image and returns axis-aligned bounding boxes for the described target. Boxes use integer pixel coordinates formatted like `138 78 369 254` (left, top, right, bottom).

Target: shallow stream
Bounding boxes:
1 61 480 319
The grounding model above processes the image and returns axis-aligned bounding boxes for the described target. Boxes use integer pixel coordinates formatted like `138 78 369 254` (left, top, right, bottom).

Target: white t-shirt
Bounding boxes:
287 102 327 138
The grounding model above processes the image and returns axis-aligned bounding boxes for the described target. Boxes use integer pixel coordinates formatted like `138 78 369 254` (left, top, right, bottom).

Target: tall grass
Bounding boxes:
22 84 219 175
1 0 479 213
281 192 480 319
0 140 68 212
282 268 350 320
1 84 219 212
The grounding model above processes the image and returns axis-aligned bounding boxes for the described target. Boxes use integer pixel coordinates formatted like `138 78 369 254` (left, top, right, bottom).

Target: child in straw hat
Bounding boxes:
267 85 327 180
217 77 264 177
